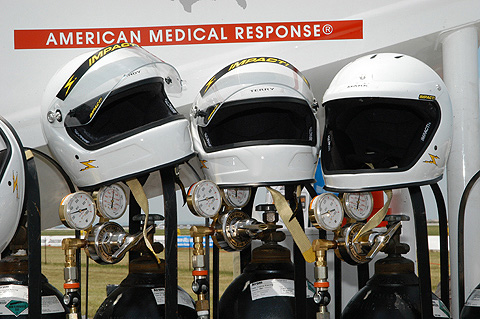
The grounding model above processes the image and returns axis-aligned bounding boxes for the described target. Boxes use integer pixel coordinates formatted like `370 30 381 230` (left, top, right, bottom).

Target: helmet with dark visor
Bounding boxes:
53 45 184 150
192 58 318 153
321 97 441 174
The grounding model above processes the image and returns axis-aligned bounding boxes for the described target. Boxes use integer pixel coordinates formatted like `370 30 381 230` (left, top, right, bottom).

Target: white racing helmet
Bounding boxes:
41 43 194 190
191 57 321 186
0 116 26 255
321 53 453 192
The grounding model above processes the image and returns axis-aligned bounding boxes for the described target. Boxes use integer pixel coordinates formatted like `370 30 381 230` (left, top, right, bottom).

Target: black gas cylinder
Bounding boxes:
218 242 316 319
460 283 480 318
0 256 66 318
342 255 450 319
94 256 197 319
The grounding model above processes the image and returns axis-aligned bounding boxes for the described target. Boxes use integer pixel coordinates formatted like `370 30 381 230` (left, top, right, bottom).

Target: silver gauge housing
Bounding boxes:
187 180 223 218
222 187 252 208
96 183 128 220
59 191 96 230
343 192 374 221
309 193 344 231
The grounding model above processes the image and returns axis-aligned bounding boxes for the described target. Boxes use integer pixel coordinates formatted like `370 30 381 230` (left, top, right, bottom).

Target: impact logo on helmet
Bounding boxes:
63 75 77 97
11 170 19 199
80 160 98 171
419 94 436 100
200 56 310 97
90 97 103 119
56 42 138 101
200 160 208 169
423 154 439 166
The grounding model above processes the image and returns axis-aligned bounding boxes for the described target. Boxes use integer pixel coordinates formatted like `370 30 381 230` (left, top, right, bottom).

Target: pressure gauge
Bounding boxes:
59 191 96 230
309 193 344 231
343 192 374 221
96 183 128 220
222 187 251 208
187 180 223 218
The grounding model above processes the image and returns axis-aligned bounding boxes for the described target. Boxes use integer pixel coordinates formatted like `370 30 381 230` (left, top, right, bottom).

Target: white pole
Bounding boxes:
442 25 480 319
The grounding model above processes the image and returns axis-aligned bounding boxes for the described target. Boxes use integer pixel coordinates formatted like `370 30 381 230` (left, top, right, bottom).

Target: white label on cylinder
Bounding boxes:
465 288 480 307
432 299 450 317
0 285 64 315
250 279 294 301
151 288 195 309
41 295 65 314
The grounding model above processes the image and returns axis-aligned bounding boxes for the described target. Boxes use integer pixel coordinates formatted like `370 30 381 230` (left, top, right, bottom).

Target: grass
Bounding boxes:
427 225 441 236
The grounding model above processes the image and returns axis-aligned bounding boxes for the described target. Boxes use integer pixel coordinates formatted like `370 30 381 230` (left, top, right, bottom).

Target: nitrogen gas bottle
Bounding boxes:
94 256 197 319
0 256 66 318
342 255 450 318
460 283 480 318
218 242 316 319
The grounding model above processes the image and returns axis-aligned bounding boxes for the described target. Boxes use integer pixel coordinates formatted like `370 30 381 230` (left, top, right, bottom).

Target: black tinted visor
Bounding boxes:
321 97 440 173
199 97 316 152
65 78 182 150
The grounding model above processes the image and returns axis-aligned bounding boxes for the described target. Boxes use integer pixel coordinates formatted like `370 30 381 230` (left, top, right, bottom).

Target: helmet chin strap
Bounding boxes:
126 178 161 264
266 186 315 263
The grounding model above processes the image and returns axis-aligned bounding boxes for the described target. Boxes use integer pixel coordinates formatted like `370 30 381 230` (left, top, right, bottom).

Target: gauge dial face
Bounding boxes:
187 180 223 218
343 192 374 221
60 191 96 230
97 183 128 219
223 187 251 208
309 193 344 231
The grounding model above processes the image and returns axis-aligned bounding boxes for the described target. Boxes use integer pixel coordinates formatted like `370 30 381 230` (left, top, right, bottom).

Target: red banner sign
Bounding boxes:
14 20 362 49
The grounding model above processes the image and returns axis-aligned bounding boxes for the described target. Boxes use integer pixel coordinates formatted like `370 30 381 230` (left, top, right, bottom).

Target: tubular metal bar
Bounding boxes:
161 167 179 319
28 149 80 316
75 230 82 317
357 263 369 290
239 188 256 272
204 218 210 304
408 186 434 319
304 183 317 199
285 185 307 319
457 169 480 312
128 192 142 262
334 254 342 319
205 217 214 318
212 244 219 319
26 157 41 319
239 245 251 273
430 183 450 309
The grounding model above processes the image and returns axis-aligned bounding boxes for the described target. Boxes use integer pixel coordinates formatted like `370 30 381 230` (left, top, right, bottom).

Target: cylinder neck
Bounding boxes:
0 256 28 275
374 255 415 275
129 255 165 274
251 242 291 264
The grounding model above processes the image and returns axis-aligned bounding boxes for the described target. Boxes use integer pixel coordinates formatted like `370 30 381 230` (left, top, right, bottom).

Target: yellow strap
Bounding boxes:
25 150 34 160
126 178 161 264
353 189 393 241
266 187 315 263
